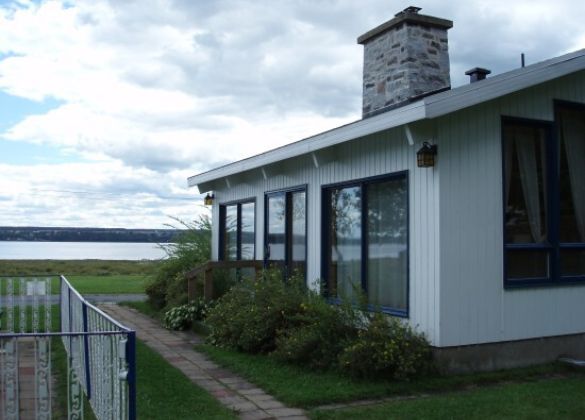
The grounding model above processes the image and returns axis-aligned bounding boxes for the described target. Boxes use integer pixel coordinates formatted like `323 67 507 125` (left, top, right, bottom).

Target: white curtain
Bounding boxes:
561 112 585 241
514 127 546 243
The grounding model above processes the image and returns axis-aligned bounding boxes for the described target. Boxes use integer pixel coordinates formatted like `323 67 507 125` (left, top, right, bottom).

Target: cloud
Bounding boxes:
0 0 584 227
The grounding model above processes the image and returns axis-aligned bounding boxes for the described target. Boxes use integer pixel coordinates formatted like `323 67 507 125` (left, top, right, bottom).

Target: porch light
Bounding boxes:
416 142 438 167
204 193 215 206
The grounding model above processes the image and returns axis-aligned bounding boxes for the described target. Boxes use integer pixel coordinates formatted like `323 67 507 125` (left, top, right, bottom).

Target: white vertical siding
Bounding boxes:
439 71 585 347
209 126 442 344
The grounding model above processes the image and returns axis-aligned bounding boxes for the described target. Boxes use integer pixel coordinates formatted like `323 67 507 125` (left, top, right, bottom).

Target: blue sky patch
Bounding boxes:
0 91 62 132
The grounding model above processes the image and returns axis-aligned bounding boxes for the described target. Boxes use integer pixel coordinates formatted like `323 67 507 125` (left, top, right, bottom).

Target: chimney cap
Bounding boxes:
397 6 422 16
357 6 453 45
465 67 491 83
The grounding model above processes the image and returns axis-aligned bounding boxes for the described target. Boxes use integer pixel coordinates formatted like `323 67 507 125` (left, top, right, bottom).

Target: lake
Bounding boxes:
0 241 168 260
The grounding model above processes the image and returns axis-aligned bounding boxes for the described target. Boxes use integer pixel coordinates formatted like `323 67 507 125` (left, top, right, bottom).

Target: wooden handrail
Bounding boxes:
186 260 264 301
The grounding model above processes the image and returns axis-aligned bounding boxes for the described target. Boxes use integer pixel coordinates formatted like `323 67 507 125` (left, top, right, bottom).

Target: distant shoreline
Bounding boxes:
0 226 185 243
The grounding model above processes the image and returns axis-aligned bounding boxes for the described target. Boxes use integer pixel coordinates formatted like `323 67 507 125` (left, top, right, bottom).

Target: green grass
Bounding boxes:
135 339 236 419
310 375 585 419
121 301 163 321
0 259 159 276
197 344 583 409
65 275 148 294
1 274 148 296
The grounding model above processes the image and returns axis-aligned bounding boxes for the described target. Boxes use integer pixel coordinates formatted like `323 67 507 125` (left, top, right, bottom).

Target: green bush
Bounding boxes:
205 267 434 380
205 269 307 353
164 298 213 331
146 215 211 310
272 294 358 370
339 312 433 380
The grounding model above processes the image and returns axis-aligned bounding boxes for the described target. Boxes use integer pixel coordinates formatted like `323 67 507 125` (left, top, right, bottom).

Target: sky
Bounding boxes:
1 0 584 229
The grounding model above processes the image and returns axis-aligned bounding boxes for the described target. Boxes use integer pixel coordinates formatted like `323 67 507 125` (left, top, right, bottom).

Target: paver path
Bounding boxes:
99 303 308 420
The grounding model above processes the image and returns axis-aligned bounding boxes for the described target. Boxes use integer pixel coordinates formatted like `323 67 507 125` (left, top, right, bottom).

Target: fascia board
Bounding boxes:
188 100 426 189
425 50 585 118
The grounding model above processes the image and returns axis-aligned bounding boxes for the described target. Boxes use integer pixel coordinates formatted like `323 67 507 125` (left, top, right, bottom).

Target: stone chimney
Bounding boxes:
358 6 453 118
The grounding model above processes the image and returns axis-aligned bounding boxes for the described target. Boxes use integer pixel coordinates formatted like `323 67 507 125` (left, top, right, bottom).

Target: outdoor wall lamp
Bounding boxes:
416 142 438 167
204 193 215 206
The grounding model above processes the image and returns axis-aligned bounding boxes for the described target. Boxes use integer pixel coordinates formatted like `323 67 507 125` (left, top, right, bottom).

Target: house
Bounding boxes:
188 7 585 372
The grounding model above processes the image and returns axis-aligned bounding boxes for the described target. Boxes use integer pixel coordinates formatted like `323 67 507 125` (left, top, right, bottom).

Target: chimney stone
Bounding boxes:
358 7 453 118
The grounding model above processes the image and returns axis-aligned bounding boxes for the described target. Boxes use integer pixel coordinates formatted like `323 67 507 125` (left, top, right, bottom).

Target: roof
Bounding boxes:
188 48 585 193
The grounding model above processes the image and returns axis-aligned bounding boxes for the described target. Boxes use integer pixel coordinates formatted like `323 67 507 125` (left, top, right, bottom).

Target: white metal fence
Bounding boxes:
0 275 136 420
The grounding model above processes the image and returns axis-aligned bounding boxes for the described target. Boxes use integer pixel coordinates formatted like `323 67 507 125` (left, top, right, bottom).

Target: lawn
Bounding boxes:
66 275 148 294
197 344 585 412
310 376 585 419
0 259 159 276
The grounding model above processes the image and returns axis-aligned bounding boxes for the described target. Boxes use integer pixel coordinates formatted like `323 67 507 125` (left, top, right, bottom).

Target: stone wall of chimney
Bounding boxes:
359 8 452 118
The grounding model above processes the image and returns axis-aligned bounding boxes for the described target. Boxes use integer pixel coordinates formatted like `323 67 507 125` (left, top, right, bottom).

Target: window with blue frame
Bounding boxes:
322 172 408 316
502 101 585 286
219 200 255 261
265 187 307 278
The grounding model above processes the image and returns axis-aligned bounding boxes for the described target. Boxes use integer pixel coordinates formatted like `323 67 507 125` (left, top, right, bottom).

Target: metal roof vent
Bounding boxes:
465 67 491 83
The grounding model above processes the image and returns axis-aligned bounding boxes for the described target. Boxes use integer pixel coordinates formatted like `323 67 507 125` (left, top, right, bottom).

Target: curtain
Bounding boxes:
561 112 585 241
514 127 546 243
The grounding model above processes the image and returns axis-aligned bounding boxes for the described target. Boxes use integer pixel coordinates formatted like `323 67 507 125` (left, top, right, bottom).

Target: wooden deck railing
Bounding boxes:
185 260 264 301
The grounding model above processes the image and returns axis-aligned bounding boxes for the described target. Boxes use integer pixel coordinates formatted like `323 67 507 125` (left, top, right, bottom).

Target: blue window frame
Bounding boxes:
219 199 255 261
502 101 585 287
264 186 307 279
321 172 409 316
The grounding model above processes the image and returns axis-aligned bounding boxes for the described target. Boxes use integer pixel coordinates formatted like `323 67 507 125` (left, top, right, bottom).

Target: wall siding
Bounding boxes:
439 71 585 347
209 126 441 344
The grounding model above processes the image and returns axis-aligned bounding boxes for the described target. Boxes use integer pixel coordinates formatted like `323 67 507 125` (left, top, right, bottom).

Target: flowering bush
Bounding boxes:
206 268 433 379
164 298 213 331
272 295 358 370
338 312 432 379
205 269 307 353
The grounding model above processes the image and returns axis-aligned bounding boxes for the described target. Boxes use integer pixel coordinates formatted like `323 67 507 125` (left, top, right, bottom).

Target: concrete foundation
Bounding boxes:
433 333 585 374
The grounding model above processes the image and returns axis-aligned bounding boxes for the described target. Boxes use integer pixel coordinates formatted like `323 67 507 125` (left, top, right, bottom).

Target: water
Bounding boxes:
0 241 168 260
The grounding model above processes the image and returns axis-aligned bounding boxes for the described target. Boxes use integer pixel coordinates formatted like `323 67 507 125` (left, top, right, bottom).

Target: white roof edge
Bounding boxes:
188 100 427 188
188 48 585 190
424 48 585 118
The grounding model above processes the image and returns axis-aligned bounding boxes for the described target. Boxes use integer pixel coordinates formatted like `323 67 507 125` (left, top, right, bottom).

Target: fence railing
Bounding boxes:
185 260 264 301
0 275 136 420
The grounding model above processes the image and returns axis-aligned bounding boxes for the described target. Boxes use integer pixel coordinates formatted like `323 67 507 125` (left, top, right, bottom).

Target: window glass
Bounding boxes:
329 186 362 301
240 202 255 260
225 205 238 261
504 124 548 244
506 249 549 280
367 178 408 310
291 191 306 275
558 107 585 244
220 201 255 261
267 194 286 261
561 249 585 277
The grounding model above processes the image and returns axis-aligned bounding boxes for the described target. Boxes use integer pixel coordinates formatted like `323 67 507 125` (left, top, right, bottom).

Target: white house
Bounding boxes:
188 7 585 371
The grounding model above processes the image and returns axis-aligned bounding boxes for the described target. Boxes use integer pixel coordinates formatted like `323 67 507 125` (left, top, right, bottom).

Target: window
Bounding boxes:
322 173 408 316
502 102 585 286
265 187 306 277
219 200 255 260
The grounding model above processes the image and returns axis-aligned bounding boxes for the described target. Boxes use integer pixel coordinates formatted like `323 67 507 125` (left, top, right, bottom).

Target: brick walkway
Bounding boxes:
99 303 308 420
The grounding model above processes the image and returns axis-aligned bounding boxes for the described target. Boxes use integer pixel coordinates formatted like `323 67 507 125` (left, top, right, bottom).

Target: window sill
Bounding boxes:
504 277 585 289
326 297 409 318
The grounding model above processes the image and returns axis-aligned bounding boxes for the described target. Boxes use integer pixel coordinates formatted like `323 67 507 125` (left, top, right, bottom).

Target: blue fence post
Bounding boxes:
127 330 137 420
82 302 92 399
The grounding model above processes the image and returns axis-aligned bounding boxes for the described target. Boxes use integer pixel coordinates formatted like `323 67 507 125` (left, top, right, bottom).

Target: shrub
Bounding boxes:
338 312 433 380
163 298 213 331
272 294 359 370
205 269 307 353
146 215 211 310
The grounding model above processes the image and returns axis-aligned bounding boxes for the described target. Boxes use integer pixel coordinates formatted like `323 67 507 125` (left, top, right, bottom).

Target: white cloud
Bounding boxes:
0 0 584 227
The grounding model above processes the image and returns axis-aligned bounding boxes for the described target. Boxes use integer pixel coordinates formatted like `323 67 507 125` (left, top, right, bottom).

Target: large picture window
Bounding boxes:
265 187 307 278
219 200 255 261
322 172 408 316
503 101 585 286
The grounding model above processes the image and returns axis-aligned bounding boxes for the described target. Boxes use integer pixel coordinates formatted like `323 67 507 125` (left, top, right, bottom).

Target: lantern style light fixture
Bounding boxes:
416 142 438 167
204 192 215 206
